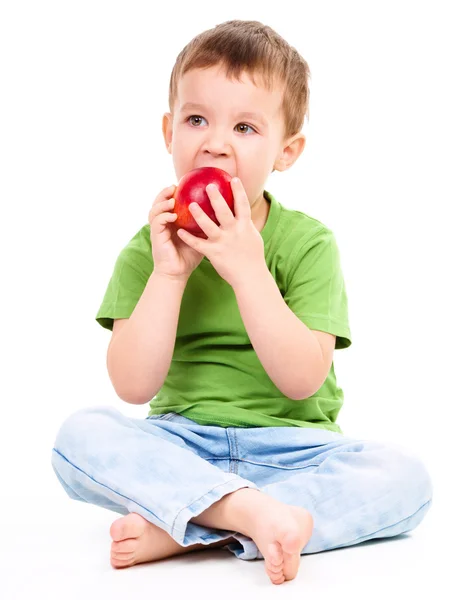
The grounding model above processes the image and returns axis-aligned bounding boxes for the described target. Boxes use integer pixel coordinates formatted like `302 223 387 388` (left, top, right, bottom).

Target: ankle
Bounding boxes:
220 487 266 536
191 487 262 535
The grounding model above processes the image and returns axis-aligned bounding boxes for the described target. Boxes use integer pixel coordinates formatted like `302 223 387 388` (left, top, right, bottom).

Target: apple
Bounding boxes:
172 167 235 238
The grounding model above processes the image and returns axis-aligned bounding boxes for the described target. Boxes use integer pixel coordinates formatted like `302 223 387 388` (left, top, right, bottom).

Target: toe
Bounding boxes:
270 572 286 585
112 550 135 560
112 539 137 553
282 550 301 581
265 541 285 582
110 555 135 569
110 513 146 542
110 518 123 541
266 563 283 574
268 541 283 566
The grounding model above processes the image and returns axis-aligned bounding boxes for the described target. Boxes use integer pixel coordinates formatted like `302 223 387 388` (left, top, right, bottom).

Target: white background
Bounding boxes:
0 0 454 598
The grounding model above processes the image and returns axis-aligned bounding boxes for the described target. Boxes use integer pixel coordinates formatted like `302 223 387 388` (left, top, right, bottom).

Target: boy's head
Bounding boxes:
162 20 310 214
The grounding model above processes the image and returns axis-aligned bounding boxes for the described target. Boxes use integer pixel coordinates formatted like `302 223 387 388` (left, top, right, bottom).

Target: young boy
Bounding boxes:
51 20 433 586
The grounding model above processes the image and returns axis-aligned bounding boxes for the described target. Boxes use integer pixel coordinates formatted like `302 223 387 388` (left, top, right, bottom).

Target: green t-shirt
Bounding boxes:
96 190 352 433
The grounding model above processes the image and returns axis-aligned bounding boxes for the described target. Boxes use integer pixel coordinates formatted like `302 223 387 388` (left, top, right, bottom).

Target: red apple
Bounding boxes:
172 167 235 238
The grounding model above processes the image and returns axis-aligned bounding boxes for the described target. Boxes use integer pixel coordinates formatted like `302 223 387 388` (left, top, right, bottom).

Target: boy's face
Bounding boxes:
162 64 305 214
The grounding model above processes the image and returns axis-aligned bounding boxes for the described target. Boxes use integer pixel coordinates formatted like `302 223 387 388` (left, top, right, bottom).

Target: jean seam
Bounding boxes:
209 456 322 471
52 448 176 531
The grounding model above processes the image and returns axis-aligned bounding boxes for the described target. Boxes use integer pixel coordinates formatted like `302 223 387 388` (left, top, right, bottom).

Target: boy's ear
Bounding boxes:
162 112 173 153
273 133 306 172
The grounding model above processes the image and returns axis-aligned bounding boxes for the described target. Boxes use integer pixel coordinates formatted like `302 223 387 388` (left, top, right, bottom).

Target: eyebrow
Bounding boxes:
179 102 268 126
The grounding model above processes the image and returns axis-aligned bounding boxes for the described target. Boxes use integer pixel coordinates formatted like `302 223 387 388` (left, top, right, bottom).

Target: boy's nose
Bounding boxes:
202 131 231 156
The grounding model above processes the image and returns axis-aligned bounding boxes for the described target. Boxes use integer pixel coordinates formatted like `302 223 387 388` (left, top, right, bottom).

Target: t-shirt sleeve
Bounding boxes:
283 226 352 349
95 226 153 332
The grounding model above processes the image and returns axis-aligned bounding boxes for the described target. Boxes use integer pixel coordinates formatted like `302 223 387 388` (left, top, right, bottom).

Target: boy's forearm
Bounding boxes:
233 266 323 400
107 271 188 404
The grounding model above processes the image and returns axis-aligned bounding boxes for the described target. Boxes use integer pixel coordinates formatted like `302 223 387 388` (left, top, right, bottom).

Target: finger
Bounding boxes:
149 187 175 222
206 184 234 228
152 185 177 208
159 211 178 225
231 178 251 219
150 213 177 231
177 228 207 252
189 201 220 238
149 198 175 223
153 211 178 232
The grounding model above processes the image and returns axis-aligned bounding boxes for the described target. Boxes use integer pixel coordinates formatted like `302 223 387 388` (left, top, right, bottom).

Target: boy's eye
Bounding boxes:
235 123 255 134
186 115 256 134
187 115 206 127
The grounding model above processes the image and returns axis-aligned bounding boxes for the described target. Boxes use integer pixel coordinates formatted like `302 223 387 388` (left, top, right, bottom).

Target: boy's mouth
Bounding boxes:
196 165 235 179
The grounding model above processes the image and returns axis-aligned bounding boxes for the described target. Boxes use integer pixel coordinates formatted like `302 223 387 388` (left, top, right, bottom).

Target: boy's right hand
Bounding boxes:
148 185 205 281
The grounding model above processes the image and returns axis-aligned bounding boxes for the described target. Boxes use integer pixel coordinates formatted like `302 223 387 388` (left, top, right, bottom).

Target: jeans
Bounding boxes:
50 406 433 561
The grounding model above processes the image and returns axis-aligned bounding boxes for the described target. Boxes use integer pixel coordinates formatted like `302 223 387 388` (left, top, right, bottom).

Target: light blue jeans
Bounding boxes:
51 406 433 560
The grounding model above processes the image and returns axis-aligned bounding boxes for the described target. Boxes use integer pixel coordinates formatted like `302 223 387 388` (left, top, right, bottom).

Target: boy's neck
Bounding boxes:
252 193 271 233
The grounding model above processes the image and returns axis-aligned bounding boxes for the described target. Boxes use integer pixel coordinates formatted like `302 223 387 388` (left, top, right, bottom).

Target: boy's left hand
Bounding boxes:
176 177 266 289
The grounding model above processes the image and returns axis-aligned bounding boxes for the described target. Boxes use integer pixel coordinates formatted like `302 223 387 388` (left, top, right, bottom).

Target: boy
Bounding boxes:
51 20 433 586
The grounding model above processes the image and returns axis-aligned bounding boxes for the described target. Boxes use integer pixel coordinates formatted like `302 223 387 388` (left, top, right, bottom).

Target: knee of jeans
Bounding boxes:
388 444 433 505
52 405 119 454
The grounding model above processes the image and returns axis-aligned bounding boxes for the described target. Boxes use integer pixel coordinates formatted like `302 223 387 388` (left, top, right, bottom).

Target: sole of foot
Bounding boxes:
244 502 314 585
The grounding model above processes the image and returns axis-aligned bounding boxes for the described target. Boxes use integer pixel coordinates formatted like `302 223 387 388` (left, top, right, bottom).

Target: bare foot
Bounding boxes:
227 490 314 585
253 504 313 585
109 513 236 569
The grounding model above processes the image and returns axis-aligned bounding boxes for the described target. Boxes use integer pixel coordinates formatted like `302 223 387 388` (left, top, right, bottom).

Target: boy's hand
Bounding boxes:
148 185 205 281
176 177 266 289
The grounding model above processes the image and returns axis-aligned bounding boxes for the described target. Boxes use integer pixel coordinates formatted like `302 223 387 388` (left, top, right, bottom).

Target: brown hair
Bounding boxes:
168 20 311 141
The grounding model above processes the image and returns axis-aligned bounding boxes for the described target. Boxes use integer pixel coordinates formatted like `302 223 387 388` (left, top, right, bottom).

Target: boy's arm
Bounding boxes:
233 265 328 400
107 271 188 404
